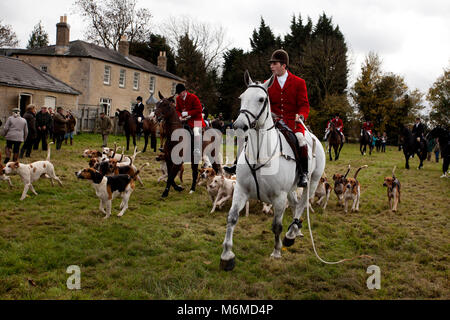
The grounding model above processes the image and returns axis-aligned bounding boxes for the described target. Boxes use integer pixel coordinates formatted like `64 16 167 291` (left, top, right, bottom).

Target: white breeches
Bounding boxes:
295 132 307 147
193 127 201 137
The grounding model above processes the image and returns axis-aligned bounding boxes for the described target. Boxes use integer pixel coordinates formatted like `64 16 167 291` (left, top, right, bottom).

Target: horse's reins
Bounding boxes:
240 84 278 200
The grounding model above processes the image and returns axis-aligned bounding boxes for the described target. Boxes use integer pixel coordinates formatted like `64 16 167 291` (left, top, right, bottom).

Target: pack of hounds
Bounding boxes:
0 143 401 218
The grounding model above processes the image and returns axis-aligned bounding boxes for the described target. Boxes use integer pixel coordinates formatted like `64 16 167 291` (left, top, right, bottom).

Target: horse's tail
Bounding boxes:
392 166 397 179
46 142 54 161
131 163 149 181
344 164 351 179
354 165 368 179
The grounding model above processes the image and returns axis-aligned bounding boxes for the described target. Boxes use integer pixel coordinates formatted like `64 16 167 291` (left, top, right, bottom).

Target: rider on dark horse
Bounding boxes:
324 113 345 142
361 119 374 138
133 96 145 138
175 83 206 161
412 117 426 151
225 49 310 187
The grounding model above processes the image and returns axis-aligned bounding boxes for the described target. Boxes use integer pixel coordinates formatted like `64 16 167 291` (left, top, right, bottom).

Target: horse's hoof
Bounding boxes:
283 236 295 247
173 185 184 192
220 258 235 271
161 190 169 198
189 190 195 194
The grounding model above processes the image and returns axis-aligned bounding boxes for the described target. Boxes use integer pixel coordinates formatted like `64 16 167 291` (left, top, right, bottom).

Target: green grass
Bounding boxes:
0 134 448 299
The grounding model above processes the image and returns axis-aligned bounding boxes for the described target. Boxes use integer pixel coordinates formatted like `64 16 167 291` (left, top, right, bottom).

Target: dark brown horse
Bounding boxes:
155 92 221 198
399 125 427 170
360 128 373 155
116 110 137 151
328 122 344 161
116 109 158 152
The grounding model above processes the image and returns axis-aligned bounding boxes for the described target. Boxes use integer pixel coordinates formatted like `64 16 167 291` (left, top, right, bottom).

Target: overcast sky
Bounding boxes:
1 0 449 95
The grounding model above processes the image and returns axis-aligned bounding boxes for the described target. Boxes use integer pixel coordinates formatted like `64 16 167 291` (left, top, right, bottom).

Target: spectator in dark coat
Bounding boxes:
64 111 77 145
53 107 67 150
34 106 52 151
20 104 37 158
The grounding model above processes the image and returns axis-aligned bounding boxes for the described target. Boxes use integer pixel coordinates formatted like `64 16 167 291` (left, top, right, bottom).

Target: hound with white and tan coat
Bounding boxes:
3 142 62 200
383 166 401 212
0 152 13 188
76 163 148 219
333 165 351 207
313 175 332 209
343 165 368 213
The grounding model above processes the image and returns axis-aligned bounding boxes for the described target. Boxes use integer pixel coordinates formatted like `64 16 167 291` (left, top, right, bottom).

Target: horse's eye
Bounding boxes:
259 98 264 103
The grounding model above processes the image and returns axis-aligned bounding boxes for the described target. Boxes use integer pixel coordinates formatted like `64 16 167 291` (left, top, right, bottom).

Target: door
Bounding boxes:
18 93 32 116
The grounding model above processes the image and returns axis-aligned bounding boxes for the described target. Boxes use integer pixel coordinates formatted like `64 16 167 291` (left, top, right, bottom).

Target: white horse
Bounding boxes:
220 71 326 271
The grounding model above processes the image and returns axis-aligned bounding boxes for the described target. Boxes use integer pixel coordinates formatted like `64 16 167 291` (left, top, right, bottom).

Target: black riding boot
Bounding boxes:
297 146 308 187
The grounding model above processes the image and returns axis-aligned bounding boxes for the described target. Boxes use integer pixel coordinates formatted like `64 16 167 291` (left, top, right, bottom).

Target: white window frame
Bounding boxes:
119 69 126 88
149 76 156 93
44 96 56 108
100 98 112 116
133 72 140 90
104 65 111 85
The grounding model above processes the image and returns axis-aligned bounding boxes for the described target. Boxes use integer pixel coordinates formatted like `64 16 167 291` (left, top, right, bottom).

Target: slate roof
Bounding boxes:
16 40 184 82
0 56 80 95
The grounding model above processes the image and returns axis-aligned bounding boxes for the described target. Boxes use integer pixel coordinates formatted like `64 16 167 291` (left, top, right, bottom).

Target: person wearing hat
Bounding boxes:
268 49 311 187
324 113 345 142
53 107 68 150
133 96 145 138
1 107 28 163
175 83 206 159
412 117 425 143
20 104 37 158
361 118 373 138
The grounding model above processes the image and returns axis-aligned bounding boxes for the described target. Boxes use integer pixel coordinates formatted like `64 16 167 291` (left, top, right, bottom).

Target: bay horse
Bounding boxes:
142 115 158 153
154 92 222 198
328 122 344 161
220 71 326 271
427 126 449 177
399 125 427 169
116 110 137 151
360 129 373 155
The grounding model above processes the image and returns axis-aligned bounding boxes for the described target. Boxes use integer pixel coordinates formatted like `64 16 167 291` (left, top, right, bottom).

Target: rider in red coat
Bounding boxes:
324 113 345 142
175 83 206 158
362 119 374 137
268 49 310 187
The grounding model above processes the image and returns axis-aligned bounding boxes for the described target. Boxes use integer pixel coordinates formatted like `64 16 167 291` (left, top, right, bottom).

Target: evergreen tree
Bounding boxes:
27 21 49 49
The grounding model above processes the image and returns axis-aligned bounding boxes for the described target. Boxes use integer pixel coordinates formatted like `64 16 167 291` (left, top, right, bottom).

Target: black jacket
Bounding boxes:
132 102 145 118
412 122 425 137
36 111 52 130
23 111 37 140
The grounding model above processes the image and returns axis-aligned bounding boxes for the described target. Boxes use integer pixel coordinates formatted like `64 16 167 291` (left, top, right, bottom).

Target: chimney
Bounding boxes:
157 51 167 71
118 35 129 57
56 15 70 55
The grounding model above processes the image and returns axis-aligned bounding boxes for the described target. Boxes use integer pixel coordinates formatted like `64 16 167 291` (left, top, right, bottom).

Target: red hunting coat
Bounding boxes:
176 92 206 128
362 121 374 133
330 117 344 131
268 71 310 134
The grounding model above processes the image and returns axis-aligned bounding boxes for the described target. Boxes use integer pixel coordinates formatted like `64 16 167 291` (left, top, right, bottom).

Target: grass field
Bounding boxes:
0 133 448 300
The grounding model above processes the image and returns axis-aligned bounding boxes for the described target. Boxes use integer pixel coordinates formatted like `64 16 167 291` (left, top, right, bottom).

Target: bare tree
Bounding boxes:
0 20 19 47
161 16 229 72
73 0 152 50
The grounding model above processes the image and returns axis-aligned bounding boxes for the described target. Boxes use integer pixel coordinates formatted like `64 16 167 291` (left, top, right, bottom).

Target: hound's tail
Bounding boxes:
343 164 351 179
112 142 118 158
47 142 54 161
118 147 125 162
132 163 149 180
392 166 397 179
353 165 368 179
131 146 141 163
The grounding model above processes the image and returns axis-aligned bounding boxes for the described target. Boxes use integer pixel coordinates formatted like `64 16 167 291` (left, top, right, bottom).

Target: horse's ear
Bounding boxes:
158 91 165 100
168 95 175 103
244 70 253 87
263 75 275 90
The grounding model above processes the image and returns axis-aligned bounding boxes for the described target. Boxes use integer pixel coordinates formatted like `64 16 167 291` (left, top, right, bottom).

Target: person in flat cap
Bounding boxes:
2 107 28 163
133 96 145 138
175 83 206 161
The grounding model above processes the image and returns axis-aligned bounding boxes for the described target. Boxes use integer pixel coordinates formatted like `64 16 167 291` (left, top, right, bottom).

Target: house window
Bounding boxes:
40 65 48 73
44 96 56 108
119 69 126 88
100 98 112 116
133 72 140 90
104 66 111 85
149 76 156 93
171 83 177 95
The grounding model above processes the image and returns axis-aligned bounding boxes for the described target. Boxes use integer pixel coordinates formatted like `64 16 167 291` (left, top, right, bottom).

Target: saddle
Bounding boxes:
275 119 303 178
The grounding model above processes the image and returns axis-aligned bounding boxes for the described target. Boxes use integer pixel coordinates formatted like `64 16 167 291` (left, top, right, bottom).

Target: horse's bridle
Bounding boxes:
239 85 271 130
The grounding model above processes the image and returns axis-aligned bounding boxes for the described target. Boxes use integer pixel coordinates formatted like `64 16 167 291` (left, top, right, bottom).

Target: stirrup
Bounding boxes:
297 173 308 187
